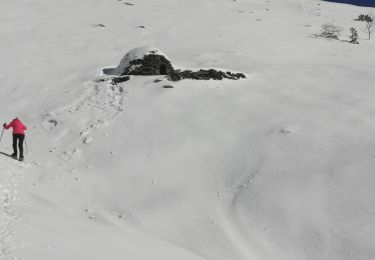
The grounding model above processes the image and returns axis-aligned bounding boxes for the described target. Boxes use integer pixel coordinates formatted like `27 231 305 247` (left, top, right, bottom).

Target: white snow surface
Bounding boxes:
1 0 375 260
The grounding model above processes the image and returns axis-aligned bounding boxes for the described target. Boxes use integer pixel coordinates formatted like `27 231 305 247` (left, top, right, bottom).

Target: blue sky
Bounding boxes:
324 0 375 7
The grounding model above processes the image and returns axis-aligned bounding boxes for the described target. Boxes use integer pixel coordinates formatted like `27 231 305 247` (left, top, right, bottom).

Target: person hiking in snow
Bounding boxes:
3 117 27 160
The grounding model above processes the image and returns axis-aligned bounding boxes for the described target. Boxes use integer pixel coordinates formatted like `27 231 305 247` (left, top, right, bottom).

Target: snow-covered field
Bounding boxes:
1 0 375 259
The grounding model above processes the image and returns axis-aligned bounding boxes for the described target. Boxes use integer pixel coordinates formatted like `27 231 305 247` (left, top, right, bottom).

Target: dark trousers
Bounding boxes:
12 134 25 156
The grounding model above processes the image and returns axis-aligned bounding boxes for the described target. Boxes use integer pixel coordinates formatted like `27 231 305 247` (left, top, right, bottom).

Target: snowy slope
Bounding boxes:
1 0 375 259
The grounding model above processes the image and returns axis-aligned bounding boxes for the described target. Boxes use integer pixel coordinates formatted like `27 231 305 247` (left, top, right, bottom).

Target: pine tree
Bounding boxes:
355 14 366 21
349 27 359 44
364 15 373 23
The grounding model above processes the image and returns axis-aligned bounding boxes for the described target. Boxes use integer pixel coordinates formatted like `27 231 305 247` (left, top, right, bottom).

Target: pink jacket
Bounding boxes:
4 118 27 135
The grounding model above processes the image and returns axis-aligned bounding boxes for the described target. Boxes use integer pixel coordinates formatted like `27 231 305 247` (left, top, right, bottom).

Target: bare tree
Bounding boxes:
320 23 341 39
365 16 374 40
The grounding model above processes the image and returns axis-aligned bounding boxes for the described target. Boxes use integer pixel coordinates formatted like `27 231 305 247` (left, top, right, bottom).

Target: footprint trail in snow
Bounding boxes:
0 161 29 260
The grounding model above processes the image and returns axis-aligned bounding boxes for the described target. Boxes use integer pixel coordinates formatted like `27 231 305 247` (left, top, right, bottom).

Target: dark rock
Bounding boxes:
235 73 246 78
165 68 246 81
154 79 163 83
169 72 183 82
94 24 106 27
111 76 130 85
111 47 246 82
208 69 224 80
94 78 107 83
163 85 174 88
48 119 58 126
123 54 175 77
181 70 193 78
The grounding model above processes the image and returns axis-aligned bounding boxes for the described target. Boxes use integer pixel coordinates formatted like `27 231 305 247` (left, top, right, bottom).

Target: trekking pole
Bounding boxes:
0 128 4 145
25 137 28 154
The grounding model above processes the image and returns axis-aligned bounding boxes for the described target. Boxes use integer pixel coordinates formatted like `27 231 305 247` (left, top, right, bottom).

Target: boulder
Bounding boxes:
109 46 246 81
111 76 130 85
112 46 175 77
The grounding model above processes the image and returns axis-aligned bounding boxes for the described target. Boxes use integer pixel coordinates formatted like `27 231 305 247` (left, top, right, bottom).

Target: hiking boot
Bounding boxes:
10 153 17 159
19 155 24 161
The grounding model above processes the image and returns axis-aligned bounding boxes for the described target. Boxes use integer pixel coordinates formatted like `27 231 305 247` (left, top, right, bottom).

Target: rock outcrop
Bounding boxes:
108 46 246 82
111 46 174 77
169 69 246 81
